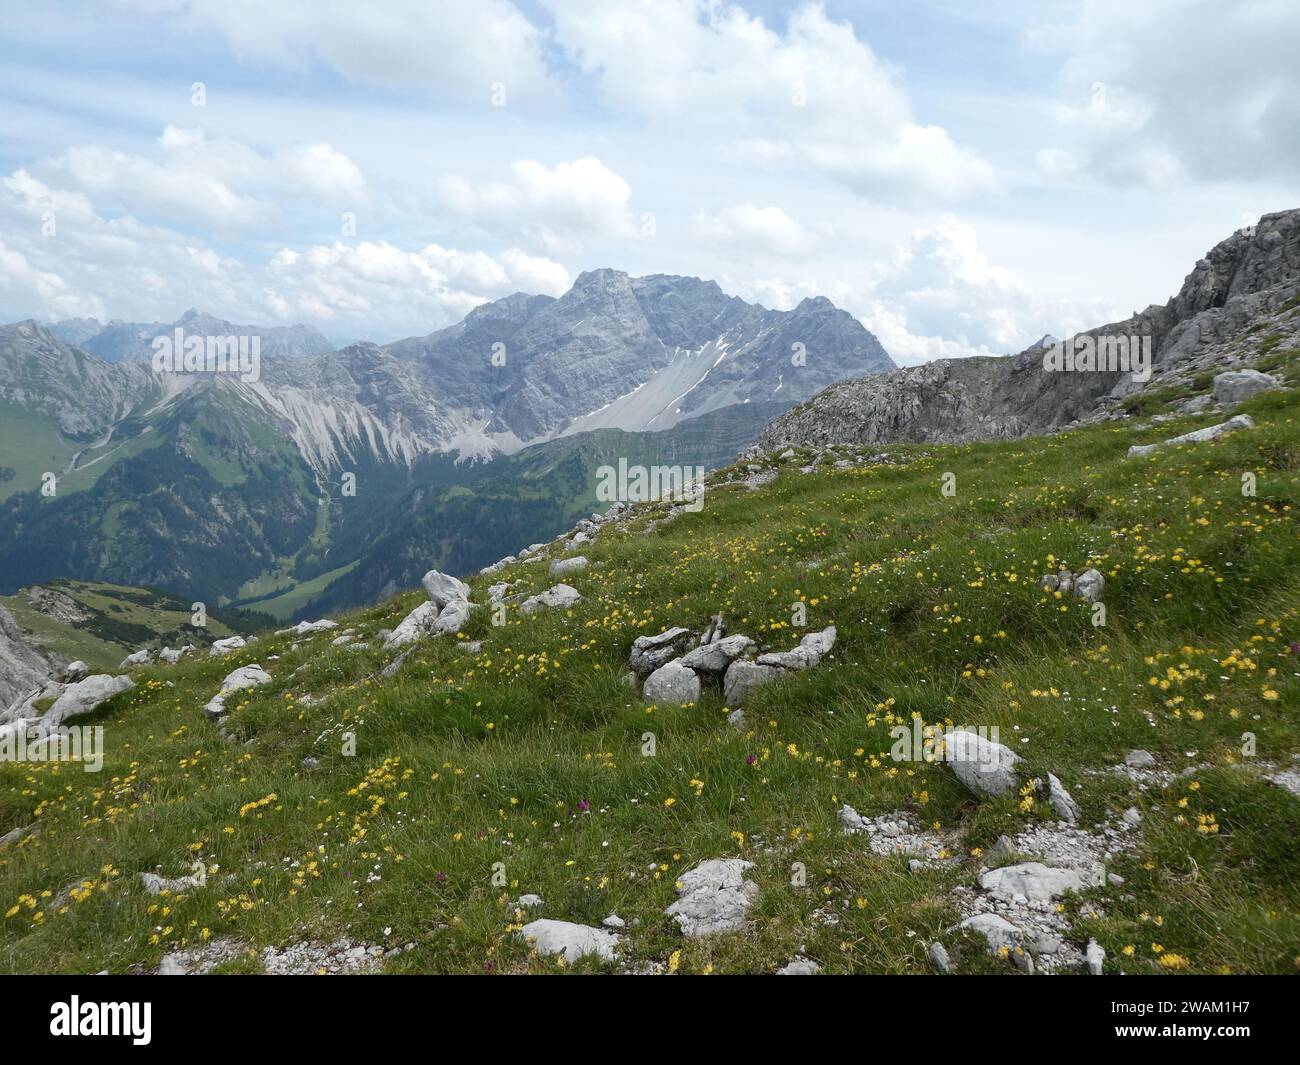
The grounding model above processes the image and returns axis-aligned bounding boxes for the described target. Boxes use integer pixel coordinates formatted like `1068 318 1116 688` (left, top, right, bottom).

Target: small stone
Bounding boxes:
1124 750 1156 768
1086 938 1105 975
1047 772 1081 824
927 941 952 973
776 958 820 975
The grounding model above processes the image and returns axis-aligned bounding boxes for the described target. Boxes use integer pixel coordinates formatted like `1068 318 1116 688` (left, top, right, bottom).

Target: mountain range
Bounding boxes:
5 212 1297 626
0 272 893 616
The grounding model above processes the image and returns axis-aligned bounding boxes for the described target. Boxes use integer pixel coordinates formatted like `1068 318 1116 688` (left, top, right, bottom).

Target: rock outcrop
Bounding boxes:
758 209 1300 451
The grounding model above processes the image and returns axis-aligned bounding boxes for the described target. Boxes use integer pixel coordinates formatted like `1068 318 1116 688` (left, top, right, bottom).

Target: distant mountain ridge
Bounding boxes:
48 309 335 363
0 271 892 616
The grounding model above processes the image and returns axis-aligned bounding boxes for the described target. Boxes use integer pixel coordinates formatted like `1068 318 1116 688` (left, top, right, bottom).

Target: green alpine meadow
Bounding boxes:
3 349 1297 974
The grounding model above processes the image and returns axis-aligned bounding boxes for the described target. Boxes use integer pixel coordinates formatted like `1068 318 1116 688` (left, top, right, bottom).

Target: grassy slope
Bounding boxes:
1 381 1297 975
0 580 257 672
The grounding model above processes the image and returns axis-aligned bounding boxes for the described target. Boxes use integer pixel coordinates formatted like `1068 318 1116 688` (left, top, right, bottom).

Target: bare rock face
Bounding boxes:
0 603 56 711
758 209 1300 452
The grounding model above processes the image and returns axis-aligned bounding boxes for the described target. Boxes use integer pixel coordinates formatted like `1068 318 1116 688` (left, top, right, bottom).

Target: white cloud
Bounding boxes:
692 203 818 258
0 164 568 339
130 0 557 104
30 127 367 232
439 157 642 253
1032 0 1300 187
544 0 998 202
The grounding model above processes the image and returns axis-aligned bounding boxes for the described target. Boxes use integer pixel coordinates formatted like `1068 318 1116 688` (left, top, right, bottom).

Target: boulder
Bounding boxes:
642 660 700 705
943 729 1021 798
208 636 246 657
119 649 152 669
678 634 756 673
722 660 784 705
665 858 759 937
519 919 619 964
421 570 471 610
158 646 194 665
757 625 837 669
1124 749 1156 768
203 664 271 721
431 598 473 636
384 602 440 649
140 867 206 896
1127 413 1255 458
380 649 412 678
978 861 1104 902
1212 369 1278 407
549 556 589 578
45 674 134 728
628 627 691 674
1073 568 1105 603
1086 938 1105 975
275 619 337 636
776 958 820 975
57 661 89 683
519 584 583 616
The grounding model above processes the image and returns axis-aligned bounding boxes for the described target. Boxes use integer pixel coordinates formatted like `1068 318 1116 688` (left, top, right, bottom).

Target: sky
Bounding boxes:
0 0 1296 364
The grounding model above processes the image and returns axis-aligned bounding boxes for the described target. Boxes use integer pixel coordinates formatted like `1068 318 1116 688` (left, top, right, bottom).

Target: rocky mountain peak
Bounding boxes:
759 207 1300 452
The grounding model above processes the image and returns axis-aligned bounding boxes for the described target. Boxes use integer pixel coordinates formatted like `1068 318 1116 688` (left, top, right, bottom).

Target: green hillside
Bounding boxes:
1 378 1297 975
0 579 274 672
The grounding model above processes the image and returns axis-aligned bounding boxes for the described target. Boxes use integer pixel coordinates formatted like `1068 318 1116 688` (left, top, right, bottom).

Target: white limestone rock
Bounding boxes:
519 919 619 964
665 858 759 937
944 729 1021 798
642 660 700 705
